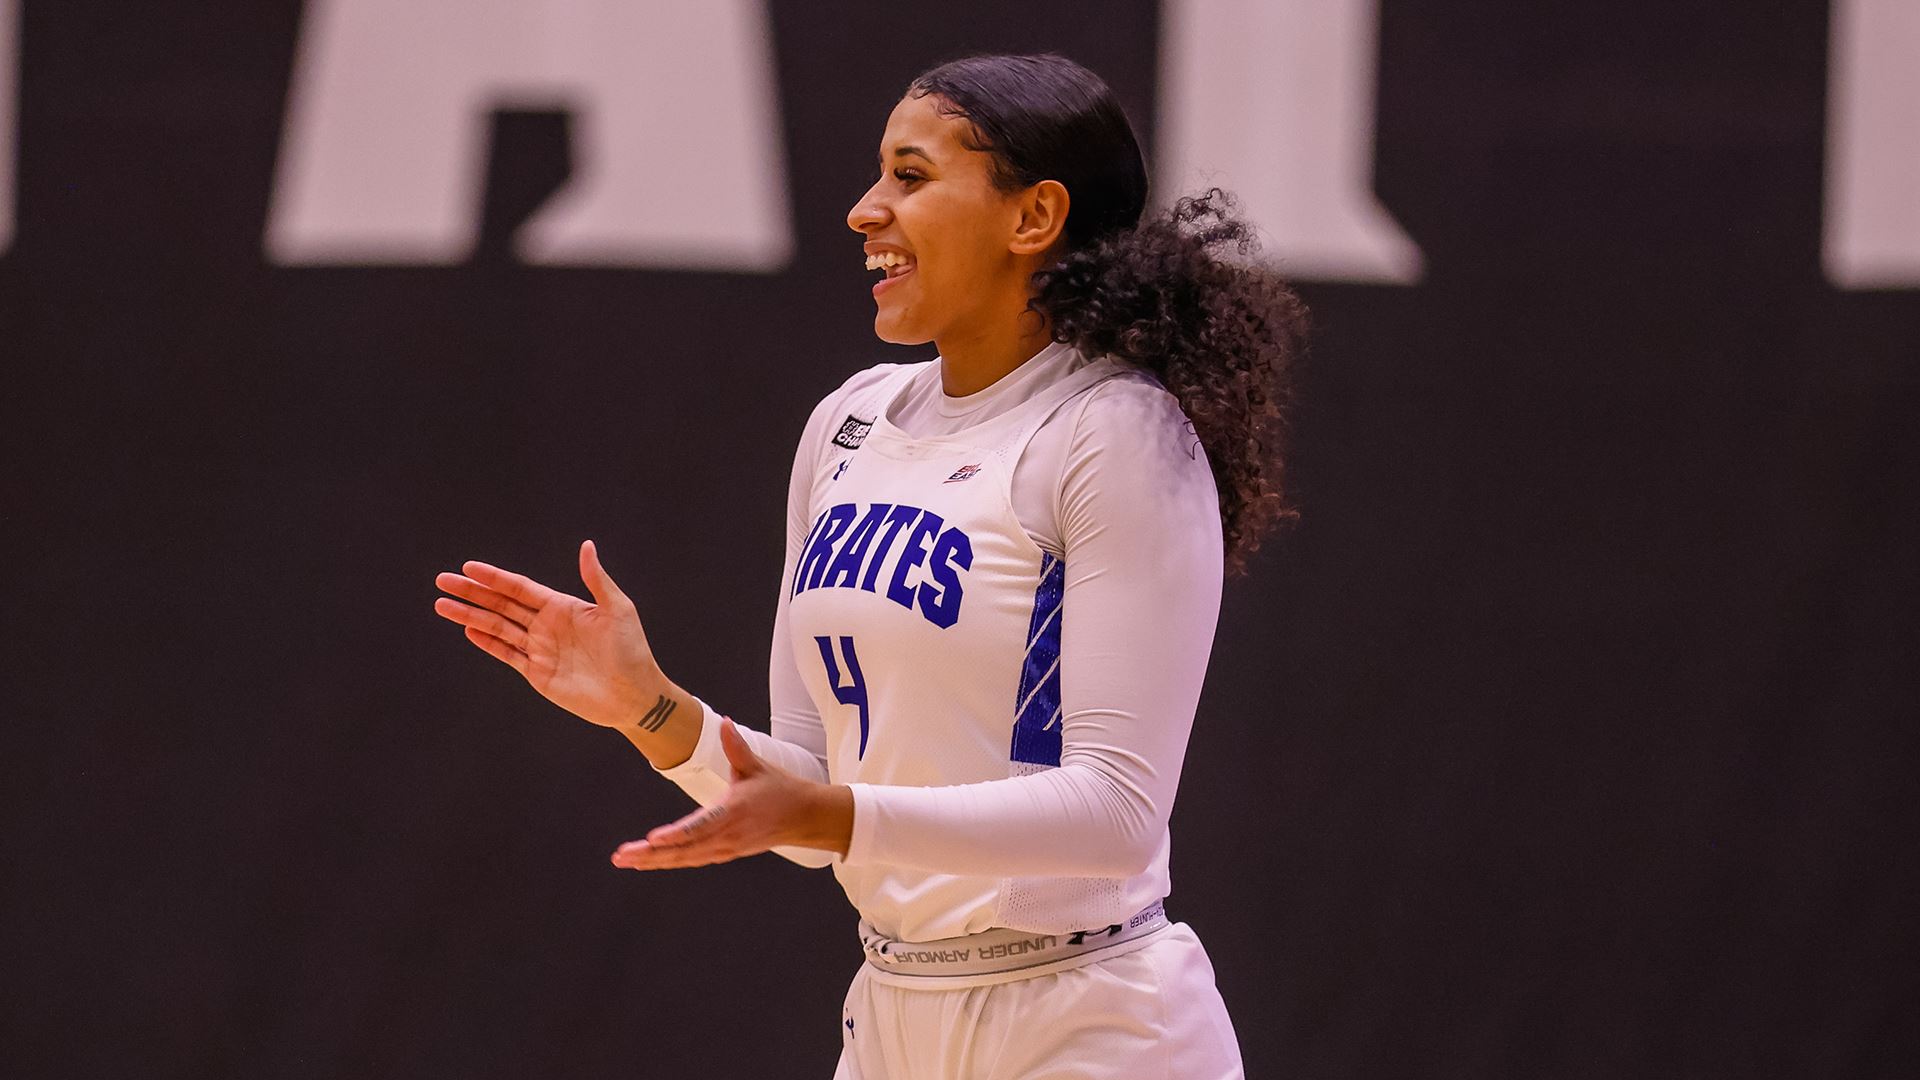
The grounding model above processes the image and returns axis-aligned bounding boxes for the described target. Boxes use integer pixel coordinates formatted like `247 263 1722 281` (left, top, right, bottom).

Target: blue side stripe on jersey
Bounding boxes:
1010 553 1065 767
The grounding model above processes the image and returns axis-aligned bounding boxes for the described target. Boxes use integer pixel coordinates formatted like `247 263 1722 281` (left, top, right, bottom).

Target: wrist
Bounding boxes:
800 783 855 856
621 673 677 730
618 682 704 770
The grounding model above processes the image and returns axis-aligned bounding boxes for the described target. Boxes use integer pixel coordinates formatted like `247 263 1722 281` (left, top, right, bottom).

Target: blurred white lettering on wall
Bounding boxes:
1826 0 1920 289
1157 0 1421 283
266 0 791 269
2 0 16 256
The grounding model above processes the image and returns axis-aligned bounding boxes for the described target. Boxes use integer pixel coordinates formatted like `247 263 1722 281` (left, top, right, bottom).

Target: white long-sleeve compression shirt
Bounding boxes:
656 341 1224 939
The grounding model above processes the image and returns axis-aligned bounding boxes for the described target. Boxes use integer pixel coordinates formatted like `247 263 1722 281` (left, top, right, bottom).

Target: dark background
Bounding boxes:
5 2 1915 1077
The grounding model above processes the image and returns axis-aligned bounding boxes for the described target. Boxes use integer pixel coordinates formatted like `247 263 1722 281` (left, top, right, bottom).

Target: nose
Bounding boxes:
847 177 890 235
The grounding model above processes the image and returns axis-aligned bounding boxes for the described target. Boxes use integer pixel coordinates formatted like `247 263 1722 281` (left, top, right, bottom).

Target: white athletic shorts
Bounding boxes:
831 921 1244 1080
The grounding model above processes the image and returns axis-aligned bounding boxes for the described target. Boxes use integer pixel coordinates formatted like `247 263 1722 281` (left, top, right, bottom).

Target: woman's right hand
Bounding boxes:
433 540 668 731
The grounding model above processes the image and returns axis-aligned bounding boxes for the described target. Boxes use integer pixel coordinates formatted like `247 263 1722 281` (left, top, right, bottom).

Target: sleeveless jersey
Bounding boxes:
786 356 1135 940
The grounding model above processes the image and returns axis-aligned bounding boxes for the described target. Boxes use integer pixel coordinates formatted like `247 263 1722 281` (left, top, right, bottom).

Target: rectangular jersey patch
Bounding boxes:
833 414 875 450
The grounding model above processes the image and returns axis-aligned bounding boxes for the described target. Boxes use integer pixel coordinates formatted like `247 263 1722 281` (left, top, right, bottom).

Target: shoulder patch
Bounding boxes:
832 414 875 450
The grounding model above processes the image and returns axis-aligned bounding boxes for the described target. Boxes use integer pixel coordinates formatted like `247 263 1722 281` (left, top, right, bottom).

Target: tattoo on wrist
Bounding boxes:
637 694 677 732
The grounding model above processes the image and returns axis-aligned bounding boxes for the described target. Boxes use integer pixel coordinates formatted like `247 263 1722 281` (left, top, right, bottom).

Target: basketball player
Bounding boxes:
433 53 1307 1079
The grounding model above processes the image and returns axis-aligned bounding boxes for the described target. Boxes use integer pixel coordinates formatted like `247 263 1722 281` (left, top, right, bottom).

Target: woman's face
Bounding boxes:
846 93 1031 345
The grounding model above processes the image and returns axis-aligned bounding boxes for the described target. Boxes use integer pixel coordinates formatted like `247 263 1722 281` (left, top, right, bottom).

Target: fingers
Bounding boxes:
718 718 764 778
609 840 738 870
578 540 633 611
435 572 538 627
462 625 529 676
460 560 559 610
433 596 531 651
645 803 731 849
610 803 746 870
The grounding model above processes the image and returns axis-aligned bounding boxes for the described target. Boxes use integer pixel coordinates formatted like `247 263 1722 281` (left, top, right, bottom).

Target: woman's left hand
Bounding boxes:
611 719 853 870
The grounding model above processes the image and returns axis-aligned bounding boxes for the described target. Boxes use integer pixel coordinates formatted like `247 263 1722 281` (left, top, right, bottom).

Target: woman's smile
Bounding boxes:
871 265 913 298
865 246 916 297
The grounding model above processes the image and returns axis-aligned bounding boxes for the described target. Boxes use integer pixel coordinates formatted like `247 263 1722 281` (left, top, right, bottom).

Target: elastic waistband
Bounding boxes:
858 900 1169 981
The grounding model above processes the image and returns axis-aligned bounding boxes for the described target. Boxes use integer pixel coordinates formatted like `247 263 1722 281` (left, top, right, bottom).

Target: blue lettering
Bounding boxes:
918 527 973 628
860 504 922 593
815 636 871 758
796 503 856 595
795 503 969 628
886 510 943 611
822 503 891 589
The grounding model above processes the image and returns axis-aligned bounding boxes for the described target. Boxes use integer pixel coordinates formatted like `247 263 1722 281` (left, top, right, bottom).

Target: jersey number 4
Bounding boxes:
814 635 870 758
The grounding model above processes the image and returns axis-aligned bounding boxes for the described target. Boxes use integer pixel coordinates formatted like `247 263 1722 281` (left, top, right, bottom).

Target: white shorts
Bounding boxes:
831 922 1244 1080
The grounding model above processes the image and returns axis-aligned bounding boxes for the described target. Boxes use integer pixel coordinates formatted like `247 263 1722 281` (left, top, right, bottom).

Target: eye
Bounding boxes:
893 169 925 186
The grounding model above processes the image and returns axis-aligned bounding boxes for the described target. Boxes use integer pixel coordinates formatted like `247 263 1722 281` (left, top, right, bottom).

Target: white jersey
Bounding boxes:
658 342 1224 941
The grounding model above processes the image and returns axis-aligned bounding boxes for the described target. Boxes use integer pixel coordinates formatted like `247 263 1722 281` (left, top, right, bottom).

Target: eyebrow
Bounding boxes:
878 145 936 168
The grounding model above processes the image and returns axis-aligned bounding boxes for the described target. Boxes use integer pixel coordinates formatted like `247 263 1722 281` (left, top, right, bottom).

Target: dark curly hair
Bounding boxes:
909 54 1308 576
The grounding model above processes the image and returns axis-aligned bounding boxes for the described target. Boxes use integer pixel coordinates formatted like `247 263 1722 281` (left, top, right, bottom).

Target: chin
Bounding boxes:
872 311 935 346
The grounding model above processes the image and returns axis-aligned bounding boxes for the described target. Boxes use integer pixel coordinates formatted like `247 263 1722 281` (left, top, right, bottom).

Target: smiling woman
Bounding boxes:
433 51 1306 1080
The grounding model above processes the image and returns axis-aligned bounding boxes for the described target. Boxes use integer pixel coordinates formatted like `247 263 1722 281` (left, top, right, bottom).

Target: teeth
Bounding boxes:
864 252 912 271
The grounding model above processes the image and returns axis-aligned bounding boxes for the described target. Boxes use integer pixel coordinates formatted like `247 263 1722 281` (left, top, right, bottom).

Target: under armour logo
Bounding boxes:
1067 924 1122 946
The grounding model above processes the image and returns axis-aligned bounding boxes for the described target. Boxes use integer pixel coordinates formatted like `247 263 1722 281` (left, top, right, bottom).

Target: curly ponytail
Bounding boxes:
909 54 1309 577
1030 189 1306 575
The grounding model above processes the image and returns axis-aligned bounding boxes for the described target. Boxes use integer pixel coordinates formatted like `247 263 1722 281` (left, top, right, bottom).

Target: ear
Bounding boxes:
1008 179 1070 257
